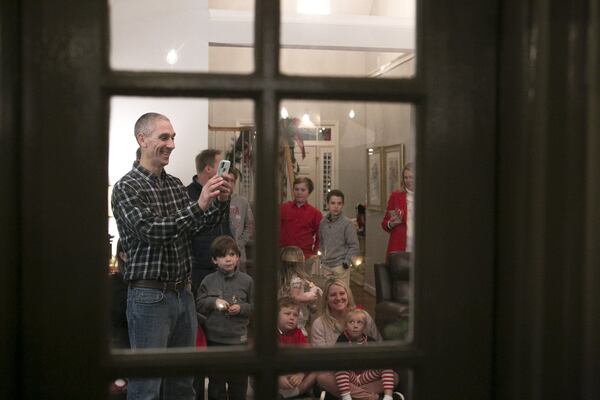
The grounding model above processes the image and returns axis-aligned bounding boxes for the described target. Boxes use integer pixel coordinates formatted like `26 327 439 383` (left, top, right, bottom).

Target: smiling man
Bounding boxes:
111 112 232 400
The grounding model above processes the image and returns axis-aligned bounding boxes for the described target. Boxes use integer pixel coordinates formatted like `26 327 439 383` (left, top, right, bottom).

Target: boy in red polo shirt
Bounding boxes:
279 177 323 263
277 297 318 398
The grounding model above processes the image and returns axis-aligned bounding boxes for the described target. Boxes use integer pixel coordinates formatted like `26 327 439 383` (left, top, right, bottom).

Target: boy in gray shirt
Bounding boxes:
197 235 253 400
318 190 360 287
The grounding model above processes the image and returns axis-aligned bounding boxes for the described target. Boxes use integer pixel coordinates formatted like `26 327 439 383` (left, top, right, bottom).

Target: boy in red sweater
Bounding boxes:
279 177 322 261
277 297 318 398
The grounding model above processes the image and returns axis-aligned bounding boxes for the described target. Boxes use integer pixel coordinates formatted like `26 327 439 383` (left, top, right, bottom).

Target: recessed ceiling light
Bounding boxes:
280 107 289 119
166 49 178 65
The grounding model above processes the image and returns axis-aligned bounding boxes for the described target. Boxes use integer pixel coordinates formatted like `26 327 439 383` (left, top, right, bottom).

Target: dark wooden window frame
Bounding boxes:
8 0 504 398
102 1 499 399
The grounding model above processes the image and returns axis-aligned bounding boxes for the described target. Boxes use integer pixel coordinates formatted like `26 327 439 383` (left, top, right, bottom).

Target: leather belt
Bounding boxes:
129 279 190 292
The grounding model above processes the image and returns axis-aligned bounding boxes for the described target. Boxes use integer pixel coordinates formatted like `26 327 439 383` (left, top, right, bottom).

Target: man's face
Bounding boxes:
212 249 239 273
293 183 310 205
277 306 299 332
206 153 223 178
138 119 176 169
327 195 344 216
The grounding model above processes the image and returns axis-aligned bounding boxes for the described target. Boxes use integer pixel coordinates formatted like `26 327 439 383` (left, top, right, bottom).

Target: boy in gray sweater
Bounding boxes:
318 190 360 287
197 235 253 400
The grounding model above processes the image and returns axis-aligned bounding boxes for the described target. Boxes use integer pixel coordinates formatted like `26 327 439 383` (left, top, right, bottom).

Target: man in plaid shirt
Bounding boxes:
111 112 232 400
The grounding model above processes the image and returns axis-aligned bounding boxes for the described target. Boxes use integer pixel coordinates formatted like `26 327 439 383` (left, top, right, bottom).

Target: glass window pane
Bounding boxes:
109 0 255 73
108 97 256 356
279 0 416 78
277 100 415 348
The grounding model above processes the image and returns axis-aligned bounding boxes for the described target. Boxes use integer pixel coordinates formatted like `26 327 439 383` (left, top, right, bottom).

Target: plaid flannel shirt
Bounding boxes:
112 161 228 282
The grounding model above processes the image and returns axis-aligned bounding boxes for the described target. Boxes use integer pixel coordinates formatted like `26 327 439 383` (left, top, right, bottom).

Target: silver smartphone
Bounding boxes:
217 159 231 177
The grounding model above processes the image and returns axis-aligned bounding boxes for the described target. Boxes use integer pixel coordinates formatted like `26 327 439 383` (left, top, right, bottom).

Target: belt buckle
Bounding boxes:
173 280 185 291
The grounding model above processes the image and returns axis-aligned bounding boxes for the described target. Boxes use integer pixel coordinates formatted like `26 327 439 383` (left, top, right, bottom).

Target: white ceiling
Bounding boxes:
209 9 415 52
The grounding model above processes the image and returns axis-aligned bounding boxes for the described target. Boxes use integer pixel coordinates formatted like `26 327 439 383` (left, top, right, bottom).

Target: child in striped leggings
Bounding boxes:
334 309 403 400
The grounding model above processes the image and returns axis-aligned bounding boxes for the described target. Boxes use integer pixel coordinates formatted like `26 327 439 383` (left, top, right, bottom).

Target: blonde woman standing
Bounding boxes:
381 163 415 256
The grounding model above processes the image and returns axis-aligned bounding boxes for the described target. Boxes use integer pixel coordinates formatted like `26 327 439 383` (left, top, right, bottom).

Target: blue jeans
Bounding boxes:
126 286 197 400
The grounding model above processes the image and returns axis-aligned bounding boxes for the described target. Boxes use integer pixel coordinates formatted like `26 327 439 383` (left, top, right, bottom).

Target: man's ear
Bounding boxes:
136 133 146 147
211 257 217 264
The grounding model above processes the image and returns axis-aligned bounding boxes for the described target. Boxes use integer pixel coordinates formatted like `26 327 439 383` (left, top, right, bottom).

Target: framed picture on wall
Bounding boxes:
383 144 406 202
366 147 383 211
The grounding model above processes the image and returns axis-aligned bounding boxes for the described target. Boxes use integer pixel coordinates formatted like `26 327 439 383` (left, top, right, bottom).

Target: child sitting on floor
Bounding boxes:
277 297 318 398
335 309 405 400
278 246 322 335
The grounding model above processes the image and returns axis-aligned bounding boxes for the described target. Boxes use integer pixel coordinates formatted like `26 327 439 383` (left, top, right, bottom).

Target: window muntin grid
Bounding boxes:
105 1 424 399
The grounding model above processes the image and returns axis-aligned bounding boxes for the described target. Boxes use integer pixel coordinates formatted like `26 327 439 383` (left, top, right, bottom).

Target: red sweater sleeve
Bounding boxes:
381 191 398 232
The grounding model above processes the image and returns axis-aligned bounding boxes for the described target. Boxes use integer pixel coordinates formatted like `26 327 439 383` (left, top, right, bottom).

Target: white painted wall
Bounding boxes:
110 0 209 72
109 97 209 186
363 58 416 291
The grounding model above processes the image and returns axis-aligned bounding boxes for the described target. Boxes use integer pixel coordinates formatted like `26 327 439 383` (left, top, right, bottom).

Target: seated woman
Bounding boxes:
310 279 395 400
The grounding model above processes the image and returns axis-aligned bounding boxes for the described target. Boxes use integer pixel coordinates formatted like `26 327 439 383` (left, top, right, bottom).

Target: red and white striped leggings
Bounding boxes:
334 369 395 396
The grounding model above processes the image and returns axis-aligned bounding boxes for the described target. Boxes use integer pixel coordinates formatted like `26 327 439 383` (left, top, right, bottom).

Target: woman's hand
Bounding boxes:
388 209 403 229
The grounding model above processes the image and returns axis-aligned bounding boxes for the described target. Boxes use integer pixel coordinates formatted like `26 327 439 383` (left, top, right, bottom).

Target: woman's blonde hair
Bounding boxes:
318 278 356 334
400 162 414 192
279 246 310 295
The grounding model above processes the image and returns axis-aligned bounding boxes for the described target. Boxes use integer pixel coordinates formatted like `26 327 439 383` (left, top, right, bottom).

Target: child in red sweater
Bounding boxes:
277 297 318 398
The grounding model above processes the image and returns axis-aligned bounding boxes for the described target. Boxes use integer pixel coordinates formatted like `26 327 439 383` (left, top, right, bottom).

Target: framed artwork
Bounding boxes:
366 147 383 211
383 144 406 202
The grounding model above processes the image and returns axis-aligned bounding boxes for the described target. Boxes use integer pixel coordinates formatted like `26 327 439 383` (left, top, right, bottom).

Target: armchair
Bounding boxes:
374 252 411 341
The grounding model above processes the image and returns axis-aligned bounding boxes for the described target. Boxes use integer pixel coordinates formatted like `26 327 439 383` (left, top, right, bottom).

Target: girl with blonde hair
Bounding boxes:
278 246 322 335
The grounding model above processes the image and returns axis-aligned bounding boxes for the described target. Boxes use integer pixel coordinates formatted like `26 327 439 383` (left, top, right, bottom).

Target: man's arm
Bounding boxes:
112 181 205 245
191 174 232 235
198 174 232 211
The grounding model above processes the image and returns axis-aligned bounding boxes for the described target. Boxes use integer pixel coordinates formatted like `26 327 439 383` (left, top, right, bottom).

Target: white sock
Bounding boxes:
383 395 393 400
341 393 352 400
